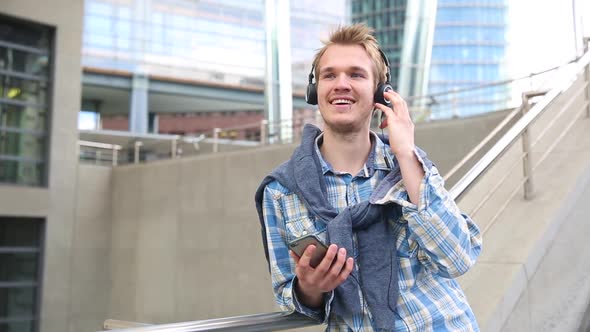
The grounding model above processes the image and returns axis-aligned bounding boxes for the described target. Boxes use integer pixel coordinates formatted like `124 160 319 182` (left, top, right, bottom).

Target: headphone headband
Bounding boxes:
378 48 391 83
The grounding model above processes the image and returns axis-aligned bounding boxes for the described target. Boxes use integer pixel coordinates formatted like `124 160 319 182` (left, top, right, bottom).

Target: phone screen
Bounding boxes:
288 234 328 268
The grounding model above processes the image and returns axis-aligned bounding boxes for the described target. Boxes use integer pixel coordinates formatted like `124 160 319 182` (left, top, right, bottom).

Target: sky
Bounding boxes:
507 0 589 77
79 111 99 130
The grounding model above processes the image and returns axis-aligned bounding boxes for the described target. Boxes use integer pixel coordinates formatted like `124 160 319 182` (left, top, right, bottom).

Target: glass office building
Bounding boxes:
291 0 349 92
351 0 437 107
83 0 347 95
0 16 52 186
352 0 409 90
82 0 348 133
83 0 267 83
0 217 43 332
353 0 509 120
0 15 50 332
428 0 509 118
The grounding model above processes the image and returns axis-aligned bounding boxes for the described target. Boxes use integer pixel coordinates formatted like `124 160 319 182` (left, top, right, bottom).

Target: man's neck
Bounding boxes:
320 127 372 175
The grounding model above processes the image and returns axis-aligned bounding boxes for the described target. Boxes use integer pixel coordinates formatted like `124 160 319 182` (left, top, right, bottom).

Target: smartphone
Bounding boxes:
288 234 328 268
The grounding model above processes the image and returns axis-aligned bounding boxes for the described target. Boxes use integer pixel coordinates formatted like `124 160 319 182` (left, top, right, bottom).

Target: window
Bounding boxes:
0 217 44 332
0 15 52 186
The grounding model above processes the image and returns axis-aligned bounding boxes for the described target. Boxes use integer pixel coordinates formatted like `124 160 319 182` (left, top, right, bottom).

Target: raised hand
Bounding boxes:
374 90 415 157
374 90 424 204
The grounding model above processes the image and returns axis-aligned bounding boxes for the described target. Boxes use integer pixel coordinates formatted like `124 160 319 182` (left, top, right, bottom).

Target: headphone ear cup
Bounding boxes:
306 83 318 105
374 83 393 107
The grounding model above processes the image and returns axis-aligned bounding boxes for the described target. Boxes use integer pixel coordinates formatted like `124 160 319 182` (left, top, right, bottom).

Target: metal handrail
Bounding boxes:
449 48 590 200
100 44 590 332
101 311 318 332
78 140 122 166
443 106 522 182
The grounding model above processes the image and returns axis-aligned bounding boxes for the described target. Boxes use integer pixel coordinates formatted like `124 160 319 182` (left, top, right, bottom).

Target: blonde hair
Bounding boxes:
312 23 387 87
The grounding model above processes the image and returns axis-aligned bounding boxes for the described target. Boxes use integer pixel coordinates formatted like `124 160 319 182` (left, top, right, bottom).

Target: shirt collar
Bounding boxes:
314 131 394 176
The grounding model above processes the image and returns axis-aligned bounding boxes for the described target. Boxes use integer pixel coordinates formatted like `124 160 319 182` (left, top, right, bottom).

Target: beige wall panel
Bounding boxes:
1 2 85 332
0 186 49 216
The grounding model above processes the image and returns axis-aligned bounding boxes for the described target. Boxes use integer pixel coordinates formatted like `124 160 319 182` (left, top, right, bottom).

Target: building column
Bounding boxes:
264 0 293 143
129 0 150 133
398 0 438 106
129 74 149 133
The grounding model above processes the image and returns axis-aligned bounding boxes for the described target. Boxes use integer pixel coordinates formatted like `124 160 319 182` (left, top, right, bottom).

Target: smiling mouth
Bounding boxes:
331 99 354 105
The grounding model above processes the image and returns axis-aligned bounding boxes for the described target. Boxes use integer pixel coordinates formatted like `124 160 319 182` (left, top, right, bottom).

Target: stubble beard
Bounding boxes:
322 105 373 138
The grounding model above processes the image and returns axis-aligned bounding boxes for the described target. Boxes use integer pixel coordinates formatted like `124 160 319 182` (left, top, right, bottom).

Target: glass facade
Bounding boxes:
428 0 509 118
351 0 408 91
351 0 437 103
290 0 349 91
83 0 347 93
83 0 267 82
0 15 52 186
0 217 43 332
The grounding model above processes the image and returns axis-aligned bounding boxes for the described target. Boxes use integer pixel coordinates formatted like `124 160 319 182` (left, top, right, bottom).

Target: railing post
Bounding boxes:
134 141 143 164
213 127 221 152
260 120 268 145
586 62 589 118
171 138 177 158
278 119 283 144
520 93 535 200
112 147 118 166
585 37 590 118
451 87 459 118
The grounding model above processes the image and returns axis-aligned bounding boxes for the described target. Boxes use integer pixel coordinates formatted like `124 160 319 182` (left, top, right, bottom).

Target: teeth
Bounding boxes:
332 99 353 105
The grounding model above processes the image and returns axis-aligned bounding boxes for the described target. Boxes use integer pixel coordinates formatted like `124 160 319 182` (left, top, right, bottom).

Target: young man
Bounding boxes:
255 24 482 331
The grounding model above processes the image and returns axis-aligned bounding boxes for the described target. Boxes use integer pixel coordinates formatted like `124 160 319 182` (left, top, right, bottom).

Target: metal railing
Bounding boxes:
101 312 318 332
78 114 321 165
78 140 122 166
80 54 584 166
78 130 207 165
450 48 590 201
99 40 590 332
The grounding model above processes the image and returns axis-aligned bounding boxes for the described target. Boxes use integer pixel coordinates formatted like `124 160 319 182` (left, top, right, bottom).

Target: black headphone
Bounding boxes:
305 48 393 107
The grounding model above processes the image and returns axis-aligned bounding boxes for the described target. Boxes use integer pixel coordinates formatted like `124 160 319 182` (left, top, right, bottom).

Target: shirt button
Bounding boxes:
302 230 308 235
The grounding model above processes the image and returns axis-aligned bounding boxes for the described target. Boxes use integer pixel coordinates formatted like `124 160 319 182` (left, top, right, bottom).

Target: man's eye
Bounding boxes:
351 72 364 78
322 73 335 79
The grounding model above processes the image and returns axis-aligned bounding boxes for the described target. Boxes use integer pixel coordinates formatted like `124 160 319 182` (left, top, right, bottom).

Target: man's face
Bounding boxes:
316 44 376 134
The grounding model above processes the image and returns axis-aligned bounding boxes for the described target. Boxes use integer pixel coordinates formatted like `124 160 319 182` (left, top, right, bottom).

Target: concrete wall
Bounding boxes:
0 2 84 331
71 165 113 331
108 145 293 323
103 110 511 325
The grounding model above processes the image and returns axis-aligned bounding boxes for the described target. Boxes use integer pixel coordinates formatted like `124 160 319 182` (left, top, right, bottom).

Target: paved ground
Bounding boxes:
506 170 590 332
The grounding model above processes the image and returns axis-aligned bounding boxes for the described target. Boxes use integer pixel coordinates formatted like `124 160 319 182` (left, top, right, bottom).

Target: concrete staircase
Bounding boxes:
456 72 590 331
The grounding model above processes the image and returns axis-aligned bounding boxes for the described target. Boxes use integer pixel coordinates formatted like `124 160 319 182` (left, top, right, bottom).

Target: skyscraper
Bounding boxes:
352 0 509 119
428 0 509 118
351 0 437 104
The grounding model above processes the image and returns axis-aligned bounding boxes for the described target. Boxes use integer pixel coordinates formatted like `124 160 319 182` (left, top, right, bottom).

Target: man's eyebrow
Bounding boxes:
350 66 369 74
319 67 335 74
319 66 370 74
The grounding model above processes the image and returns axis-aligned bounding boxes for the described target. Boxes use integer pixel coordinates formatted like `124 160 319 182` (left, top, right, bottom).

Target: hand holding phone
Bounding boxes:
288 234 328 268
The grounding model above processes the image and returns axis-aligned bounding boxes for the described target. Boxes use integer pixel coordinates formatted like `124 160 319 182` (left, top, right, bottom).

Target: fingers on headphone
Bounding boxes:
384 91 409 117
375 102 394 117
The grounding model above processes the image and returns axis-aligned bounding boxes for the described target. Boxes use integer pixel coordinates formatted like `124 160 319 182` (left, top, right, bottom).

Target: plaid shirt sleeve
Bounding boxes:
262 182 333 323
385 150 483 278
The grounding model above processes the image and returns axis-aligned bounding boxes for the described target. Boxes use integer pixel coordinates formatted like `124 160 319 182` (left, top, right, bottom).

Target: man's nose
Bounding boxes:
334 73 351 90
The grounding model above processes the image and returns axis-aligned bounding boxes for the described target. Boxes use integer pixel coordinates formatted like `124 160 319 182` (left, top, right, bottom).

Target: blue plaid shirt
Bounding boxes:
261 133 482 331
